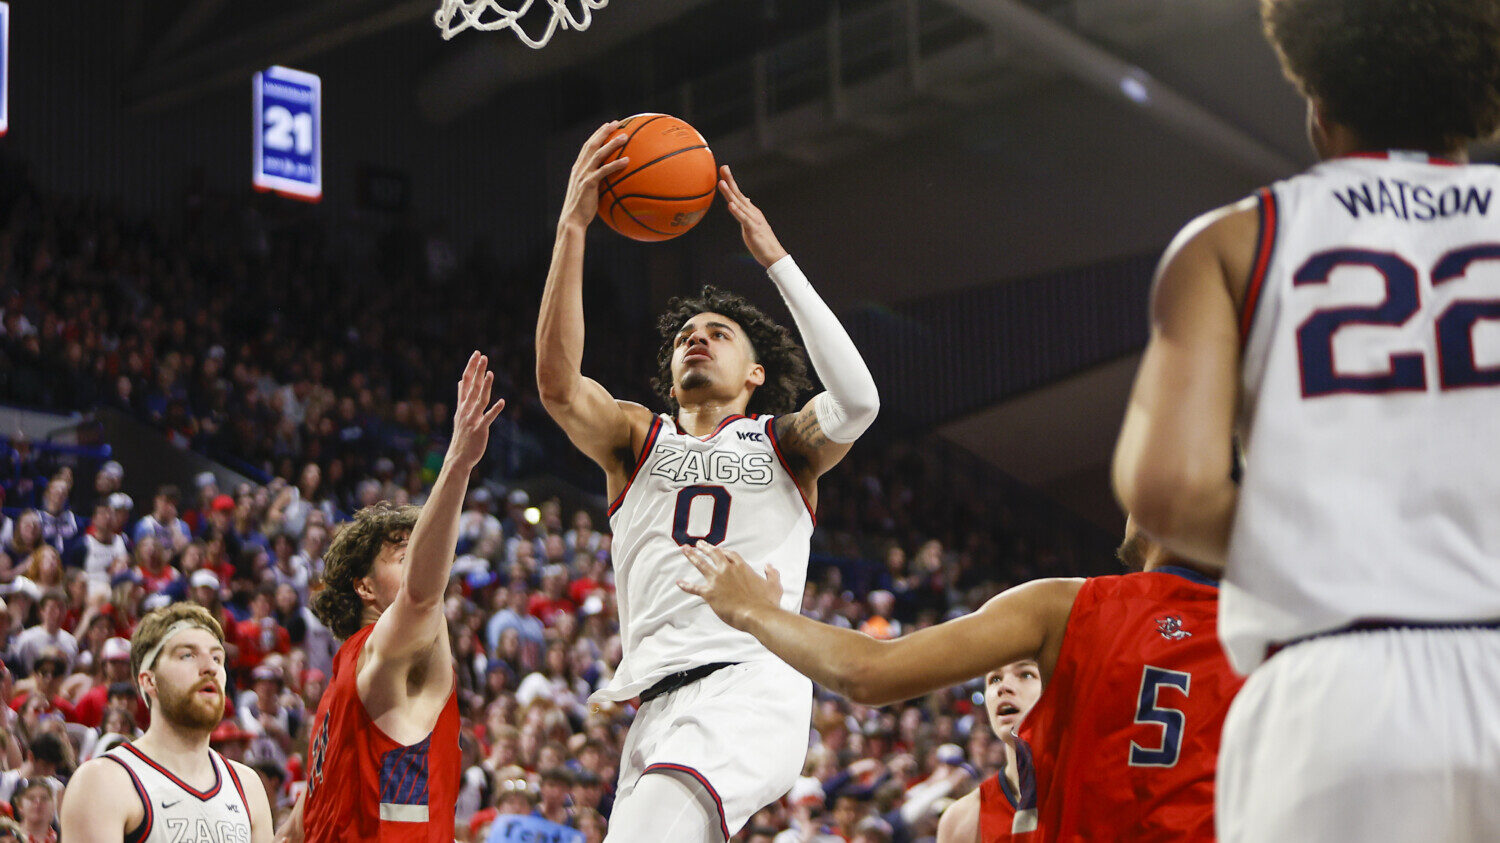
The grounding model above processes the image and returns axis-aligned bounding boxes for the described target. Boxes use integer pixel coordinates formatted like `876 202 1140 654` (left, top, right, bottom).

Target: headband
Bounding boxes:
137 619 219 705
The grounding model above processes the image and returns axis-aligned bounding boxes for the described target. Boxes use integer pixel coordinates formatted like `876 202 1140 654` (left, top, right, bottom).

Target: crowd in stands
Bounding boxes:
0 164 1110 841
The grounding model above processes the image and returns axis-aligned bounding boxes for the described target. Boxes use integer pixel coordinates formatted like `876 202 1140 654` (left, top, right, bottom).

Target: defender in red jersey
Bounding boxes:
274 354 505 843
936 661 1044 843
681 519 1242 841
1014 554 1242 841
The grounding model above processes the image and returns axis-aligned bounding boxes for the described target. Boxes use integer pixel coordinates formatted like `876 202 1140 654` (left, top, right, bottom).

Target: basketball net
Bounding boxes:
434 0 608 46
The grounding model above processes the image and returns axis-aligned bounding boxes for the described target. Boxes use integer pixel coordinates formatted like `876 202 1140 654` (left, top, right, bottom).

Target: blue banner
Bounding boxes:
252 65 321 201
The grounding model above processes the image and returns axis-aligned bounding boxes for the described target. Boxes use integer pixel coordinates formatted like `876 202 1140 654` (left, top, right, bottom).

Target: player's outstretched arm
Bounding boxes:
679 542 1080 706
366 352 505 666
230 759 277 843
720 166 879 480
1113 203 1253 569
537 122 651 477
59 757 140 843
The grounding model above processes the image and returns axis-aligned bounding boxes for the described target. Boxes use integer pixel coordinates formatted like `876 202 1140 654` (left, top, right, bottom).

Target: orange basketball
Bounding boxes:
598 114 717 242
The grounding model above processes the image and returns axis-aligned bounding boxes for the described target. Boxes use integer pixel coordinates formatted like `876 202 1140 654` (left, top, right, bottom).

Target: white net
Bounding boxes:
434 0 609 46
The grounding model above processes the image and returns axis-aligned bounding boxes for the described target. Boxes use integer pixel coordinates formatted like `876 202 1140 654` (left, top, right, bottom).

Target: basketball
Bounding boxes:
597 113 717 242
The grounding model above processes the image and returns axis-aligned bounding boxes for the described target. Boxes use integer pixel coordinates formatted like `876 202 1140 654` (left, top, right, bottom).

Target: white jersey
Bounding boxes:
594 414 814 703
1224 153 1500 672
102 743 253 843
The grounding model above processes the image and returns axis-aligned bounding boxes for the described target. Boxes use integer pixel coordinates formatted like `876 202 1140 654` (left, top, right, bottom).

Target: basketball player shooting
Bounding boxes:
536 122 880 841
275 353 505 843
1113 1 1500 839
59 604 276 842
681 520 1243 840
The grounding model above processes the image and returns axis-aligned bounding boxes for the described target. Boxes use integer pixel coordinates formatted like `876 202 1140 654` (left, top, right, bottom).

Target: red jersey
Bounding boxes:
978 771 1023 842
1015 568 1243 842
303 624 460 843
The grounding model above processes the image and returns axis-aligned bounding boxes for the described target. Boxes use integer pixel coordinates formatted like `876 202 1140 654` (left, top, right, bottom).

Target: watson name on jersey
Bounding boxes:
593 414 814 704
1225 153 1500 672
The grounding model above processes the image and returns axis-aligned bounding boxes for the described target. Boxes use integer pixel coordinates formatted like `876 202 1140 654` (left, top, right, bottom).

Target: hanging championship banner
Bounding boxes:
252 65 322 201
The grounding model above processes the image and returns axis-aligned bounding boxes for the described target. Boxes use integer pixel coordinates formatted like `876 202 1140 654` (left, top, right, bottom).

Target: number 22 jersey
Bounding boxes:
592 414 815 704
1224 154 1500 673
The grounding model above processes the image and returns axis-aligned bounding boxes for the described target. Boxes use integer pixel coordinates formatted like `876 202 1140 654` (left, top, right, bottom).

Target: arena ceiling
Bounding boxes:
90 1 1497 532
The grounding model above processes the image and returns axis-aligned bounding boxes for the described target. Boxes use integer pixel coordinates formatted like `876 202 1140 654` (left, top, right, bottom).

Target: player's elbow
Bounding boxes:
838 649 900 706
1121 463 1222 545
535 364 578 409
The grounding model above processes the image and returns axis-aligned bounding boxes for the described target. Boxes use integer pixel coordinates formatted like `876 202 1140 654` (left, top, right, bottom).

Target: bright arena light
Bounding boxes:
524 506 541 525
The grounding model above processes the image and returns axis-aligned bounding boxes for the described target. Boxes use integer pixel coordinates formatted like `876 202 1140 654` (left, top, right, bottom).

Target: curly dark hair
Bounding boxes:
1263 0 1500 152
310 502 419 639
652 285 812 417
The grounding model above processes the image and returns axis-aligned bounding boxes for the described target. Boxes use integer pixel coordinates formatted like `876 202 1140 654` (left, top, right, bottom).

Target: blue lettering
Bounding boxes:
1465 187 1492 216
1412 185 1436 221
1333 184 1375 218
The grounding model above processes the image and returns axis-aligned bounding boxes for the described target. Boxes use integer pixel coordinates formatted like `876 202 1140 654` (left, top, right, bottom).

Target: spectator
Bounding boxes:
105 493 134 545
131 485 191 552
10 778 57 842
35 482 75 553
69 638 135 729
12 596 76 676
457 487 502 552
134 536 180 595
486 586 545 661
235 584 290 675
6 652 74 726
91 462 124 501
858 591 901 641
563 510 601 559
69 501 128 586
3 514 44 574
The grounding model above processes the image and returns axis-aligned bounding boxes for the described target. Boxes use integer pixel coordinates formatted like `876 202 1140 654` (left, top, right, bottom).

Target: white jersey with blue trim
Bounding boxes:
593 413 814 703
102 743 253 843
1224 153 1500 673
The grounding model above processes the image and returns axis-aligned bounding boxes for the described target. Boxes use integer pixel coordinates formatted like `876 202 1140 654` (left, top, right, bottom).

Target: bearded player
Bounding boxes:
936 660 1043 843
1114 1 1500 839
683 521 1242 840
60 603 276 842
274 353 506 843
537 123 880 841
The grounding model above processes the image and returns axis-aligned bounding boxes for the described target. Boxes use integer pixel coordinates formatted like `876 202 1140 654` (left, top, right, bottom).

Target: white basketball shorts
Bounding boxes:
614 658 813 839
1218 626 1500 842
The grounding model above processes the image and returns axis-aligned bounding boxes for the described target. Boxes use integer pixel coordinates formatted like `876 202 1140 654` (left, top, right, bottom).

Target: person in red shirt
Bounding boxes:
936 660 1045 843
684 519 1244 841
8 651 75 724
277 354 505 843
526 565 576 627
69 637 148 729
235 585 291 677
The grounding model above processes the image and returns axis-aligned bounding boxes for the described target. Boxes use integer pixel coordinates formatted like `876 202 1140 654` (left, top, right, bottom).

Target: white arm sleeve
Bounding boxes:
766 255 880 442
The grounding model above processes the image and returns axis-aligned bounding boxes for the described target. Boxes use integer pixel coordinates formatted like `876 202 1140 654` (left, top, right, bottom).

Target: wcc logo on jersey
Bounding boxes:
1155 615 1192 641
649 439 774 486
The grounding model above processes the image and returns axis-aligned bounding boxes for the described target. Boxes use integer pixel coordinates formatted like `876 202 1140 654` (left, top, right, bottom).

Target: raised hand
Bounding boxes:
718 165 789 268
559 121 632 229
447 352 507 472
677 541 784 629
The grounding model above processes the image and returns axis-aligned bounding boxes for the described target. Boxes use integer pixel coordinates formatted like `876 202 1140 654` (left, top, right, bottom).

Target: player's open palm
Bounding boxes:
719 165 788 268
447 352 507 472
560 121 631 228
678 541 783 629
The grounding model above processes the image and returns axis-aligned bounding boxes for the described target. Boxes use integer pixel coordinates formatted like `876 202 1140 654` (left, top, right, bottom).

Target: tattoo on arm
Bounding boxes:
776 411 828 462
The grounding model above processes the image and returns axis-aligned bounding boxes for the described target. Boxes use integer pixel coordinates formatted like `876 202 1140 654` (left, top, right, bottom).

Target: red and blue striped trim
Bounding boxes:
103 754 154 843
1240 187 1279 348
122 742 223 800
219 750 251 817
608 416 664 517
764 417 816 524
643 763 730 841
